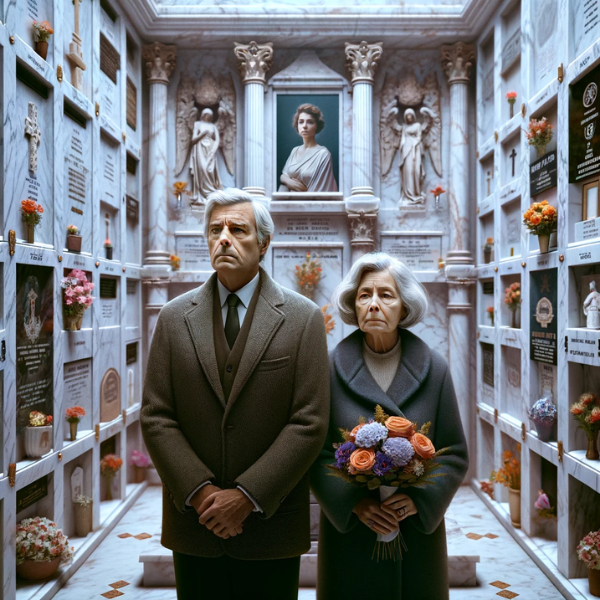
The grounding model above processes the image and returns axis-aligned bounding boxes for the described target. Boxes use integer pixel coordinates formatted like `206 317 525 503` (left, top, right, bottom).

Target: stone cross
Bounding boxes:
24 102 41 173
510 148 517 178
67 0 86 90
486 171 491 196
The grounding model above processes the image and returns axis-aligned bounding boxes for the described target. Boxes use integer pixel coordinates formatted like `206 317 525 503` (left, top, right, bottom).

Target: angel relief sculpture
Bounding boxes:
175 73 236 203
380 73 442 207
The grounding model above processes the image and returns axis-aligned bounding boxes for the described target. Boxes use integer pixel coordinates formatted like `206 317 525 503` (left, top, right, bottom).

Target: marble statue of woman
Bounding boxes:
398 108 426 205
583 281 600 329
279 103 338 193
189 108 222 201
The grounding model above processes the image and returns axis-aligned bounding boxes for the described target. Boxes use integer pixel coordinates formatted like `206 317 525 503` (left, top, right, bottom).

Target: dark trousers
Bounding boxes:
172 551 301 600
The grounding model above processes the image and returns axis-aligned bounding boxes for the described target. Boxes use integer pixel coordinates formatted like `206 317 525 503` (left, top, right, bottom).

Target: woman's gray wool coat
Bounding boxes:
310 328 469 600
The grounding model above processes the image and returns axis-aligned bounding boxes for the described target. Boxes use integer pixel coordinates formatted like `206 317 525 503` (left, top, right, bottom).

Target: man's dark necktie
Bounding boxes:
224 294 241 350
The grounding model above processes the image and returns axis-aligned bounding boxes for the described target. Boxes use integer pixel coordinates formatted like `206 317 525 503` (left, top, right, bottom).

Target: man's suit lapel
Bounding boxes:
184 273 226 408
225 270 285 415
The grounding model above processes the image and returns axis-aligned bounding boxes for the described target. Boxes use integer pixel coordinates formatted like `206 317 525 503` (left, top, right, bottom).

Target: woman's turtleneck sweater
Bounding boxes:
362 336 402 393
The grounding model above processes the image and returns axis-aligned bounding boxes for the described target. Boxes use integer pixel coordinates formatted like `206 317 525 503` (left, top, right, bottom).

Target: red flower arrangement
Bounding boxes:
66 406 86 424
20 199 44 227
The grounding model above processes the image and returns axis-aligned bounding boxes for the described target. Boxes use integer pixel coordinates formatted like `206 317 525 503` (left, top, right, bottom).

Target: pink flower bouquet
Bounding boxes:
61 269 94 319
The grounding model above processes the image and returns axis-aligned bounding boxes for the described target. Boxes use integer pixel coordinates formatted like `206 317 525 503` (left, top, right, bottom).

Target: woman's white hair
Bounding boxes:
204 188 274 250
332 252 428 328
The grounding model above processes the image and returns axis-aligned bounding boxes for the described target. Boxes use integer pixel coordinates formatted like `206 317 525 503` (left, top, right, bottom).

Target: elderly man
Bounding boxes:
141 188 329 599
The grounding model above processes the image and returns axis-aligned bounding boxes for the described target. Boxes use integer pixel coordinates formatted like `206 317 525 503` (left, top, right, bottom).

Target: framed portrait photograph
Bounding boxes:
582 177 600 221
275 94 340 194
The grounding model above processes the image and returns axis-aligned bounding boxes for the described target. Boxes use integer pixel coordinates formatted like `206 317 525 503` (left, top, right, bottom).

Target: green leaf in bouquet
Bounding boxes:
384 473 396 481
355 475 368 483
367 478 381 490
418 421 431 435
374 405 389 424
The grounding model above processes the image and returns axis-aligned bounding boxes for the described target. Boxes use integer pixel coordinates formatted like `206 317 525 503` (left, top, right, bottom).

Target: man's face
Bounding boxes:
207 203 266 277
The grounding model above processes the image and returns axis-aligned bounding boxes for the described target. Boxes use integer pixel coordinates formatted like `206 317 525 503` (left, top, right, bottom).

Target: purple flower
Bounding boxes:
354 422 388 447
334 441 356 467
382 437 415 468
373 452 393 476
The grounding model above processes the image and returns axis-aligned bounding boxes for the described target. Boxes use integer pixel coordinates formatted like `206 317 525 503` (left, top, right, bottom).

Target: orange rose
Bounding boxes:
385 416 415 438
349 423 365 442
349 449 376 472
411 433 436 459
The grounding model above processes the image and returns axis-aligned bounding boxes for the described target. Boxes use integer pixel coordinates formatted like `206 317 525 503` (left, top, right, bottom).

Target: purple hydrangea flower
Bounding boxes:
334 441 356 467
382 437 415 467
354 422 388 448
373 451 393 476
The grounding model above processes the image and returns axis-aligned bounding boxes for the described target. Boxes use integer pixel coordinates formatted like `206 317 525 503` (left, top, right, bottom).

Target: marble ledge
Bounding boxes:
14 452 59 490
528 250 558 271
125 326 142 342
477 195 495 217
499 326 523 348
564 451 600 494
477 325 494 344
476 264 496 278
499 113 523 144
477 135 495 160
269 198 346 214
476 403 496 426
566 242 600 266
59 430 97 464
498 258 524 276
567 37 600 86
62 81 95 121
62 251 96 272
526 434 559 467
99 115 122 146
496 412 524 443
123 265 142 279
528 79 559 117
62 328 93 363
126 138 142 161
499 179 521 206
14 36 55 88
98 259 124 276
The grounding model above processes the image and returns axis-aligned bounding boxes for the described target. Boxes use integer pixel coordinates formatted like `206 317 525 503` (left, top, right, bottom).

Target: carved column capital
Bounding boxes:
142 42 177 84
234 41 274 85
348 211 377 253
345 41 383 84
441 42 475 85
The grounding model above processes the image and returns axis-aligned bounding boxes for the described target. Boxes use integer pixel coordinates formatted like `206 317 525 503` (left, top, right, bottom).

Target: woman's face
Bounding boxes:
405 111 415 124
297 112 317 140
355 270 405 336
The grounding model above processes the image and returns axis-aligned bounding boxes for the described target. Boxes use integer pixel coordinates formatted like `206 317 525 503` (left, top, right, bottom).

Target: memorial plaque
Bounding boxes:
481 343 494 388
538 363 557 400
275 216 341 241
16 265 53 432
530 269 558 365
175 235 211 271
126 279 137 295
100 368 120 422
126 195 139 223
380 234 441 271
100 34 120 85
64 359 92 411
501 29 521 74
71 467 84 502
17 475 48 513
126 342 137 365
26 0 39 20
530 151 557 196
65 121 90 224
483 281 494 295
126 78 137 131
101 139 119 205
569 62 600 182
100 277 118 299
534 0 557 85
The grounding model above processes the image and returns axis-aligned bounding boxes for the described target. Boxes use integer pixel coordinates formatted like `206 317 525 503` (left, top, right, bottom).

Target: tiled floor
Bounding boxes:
53 486 564 600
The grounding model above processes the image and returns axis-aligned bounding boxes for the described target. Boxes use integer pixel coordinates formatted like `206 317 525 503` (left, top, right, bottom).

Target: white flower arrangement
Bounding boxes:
16 517 73 565
73 494 93 507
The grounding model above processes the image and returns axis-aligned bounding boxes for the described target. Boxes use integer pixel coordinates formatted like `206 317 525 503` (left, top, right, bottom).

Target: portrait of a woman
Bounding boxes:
279 103 338 193
311 253 468 599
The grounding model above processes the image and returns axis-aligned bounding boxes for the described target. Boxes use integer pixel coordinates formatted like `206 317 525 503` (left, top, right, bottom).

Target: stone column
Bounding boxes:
234 41 273 196
344 41 382 262
441 42 477 480
142 41 176 267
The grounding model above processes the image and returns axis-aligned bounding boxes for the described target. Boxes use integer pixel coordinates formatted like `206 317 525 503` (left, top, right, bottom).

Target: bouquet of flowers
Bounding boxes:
32 20 54 42
529 398 557 424
130 450 149 468
526 117 553 154
65 406 85 424
67 225 78 236
486 306 494 325
29 410 52 427
321 304 335 335
20 199 44 227
73 494 92 507
295 253 322 301
327 405 448 560
170 254 181 271
490 450 520 490
16 516 73 565
61 269 94 319
504 282 521 314
506 91 517 118
534 490 556 518
483 237 494 252
578 529 600 570
570 393 600 458
523 200 557 236
100 454 123 476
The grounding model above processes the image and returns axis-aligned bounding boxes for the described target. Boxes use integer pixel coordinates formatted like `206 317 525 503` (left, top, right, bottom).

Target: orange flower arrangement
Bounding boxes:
430 185 445 198
66 406 86 424
526 117 553 151
411 432 436 459
173 181 187 194
570 392 600 445
506 91 517 102
100 454 123 476
32 20 54 42
491 449 521 490
20 199 44 227
321 304 335 335
295 253 322 300
504 282 521 312
384 416 415 438
170 254 181 271
349 448 376 473
523 200 557 236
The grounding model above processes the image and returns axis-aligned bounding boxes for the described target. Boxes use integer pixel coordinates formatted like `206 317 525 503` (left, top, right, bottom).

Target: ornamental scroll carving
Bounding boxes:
234 41 274 85
441 42 476 85
344 41 383 84
142 42 177 84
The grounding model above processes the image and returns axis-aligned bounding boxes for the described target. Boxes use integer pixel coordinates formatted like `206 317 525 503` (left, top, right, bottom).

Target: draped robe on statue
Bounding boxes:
310 329 469 600
279 145 338 192
190 120 222 200
399 122 426 205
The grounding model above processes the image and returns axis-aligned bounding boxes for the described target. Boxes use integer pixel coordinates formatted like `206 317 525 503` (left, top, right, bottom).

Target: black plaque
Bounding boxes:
530 269 558 365
530 150 557 196
17 475 48 513
126 195 139 223
569 63 600 182
481 343 494 387
16 265 54 432
126 342 137 365
100 277 118 299
126 77 137 131
100 34 120 85
482 281 494 295
126 279 137 295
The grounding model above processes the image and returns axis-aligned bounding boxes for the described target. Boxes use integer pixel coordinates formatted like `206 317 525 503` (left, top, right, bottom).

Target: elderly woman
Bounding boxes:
310 253 468 600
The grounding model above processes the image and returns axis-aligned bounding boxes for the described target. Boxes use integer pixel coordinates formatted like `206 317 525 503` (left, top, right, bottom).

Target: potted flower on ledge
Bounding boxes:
73 495 93 537
570 392 600 460
578 529 600 597
483 237 494 263
130 450 150 483
100 454 123 501
61 269 94 331
523 200 557 254
16 516 73 581
534 490 557 541
504 282 521 328
491 449 521 527
66 406 85 442
32 20 54 61
66 225 82 252
25 410 53 458
526 117 553 158
20 199 43 244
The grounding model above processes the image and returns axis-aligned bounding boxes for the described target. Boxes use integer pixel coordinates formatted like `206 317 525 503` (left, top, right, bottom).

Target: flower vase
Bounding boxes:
64 313 83 331
534 420 555 443
27 223 35 244
25 425 53 458
508 488 521 528
489 314 494 327
589 568 600 597
586 435 599 460
536 144 547 158
17 557 60 581
483 249 492 264
509 102 514 119
69 421 78 442
134 466 146 484
67 235 82 252
35 41 48 61
104 473 115 501
105 246 113 260
74 501 93 537
538 234 550 254
511 309 518 329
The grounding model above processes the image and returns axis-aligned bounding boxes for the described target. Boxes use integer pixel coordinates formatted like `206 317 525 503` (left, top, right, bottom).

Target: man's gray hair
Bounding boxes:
332 252 428 329
204 188 274 245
